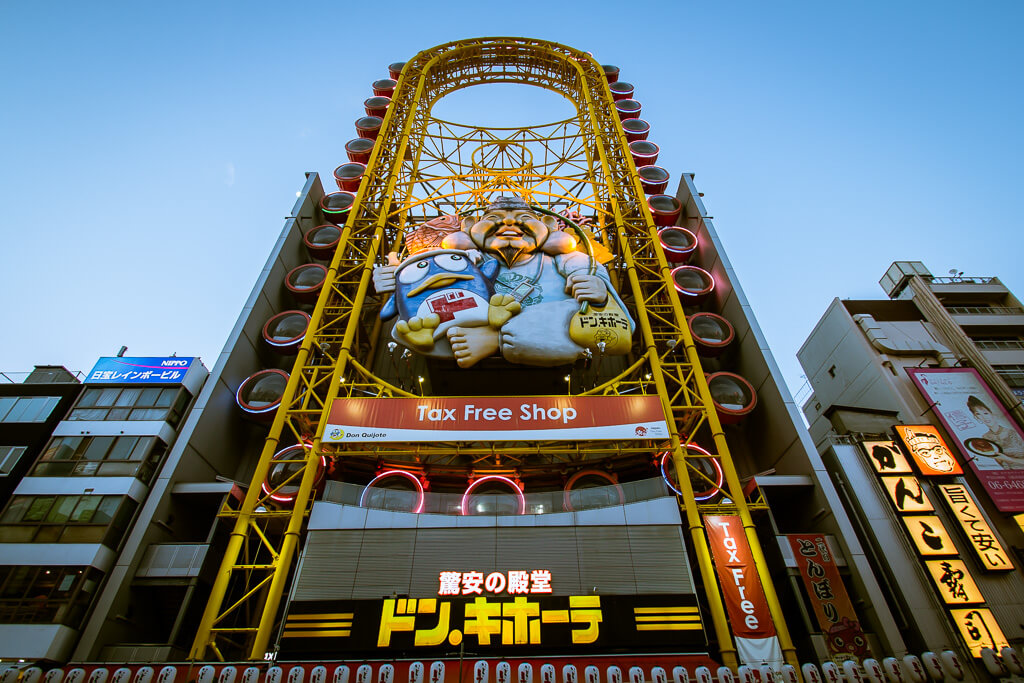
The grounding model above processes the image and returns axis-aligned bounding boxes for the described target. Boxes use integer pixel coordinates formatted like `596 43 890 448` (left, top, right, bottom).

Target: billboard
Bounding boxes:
323 395 668 443
906 368 1024 512
280 594 704 658
86 356 195 384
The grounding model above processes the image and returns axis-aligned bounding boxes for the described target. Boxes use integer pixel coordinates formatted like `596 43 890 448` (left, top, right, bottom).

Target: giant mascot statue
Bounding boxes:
373 196 633 368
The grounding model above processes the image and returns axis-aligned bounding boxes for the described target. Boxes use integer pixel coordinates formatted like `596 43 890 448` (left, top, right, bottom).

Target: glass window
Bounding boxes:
24 497 55 522
141 388 162 406
82 436 114 461
115 388 142 407
0 495 134 547
67 385 190 424
32 436 162 479
73 461 101 476
0 396 60 423
77 389 102 407
129 437 152 461
0 446 29 475
68 407 107 421
0 566 103 627
97 388 121 406
46 497 78 523
130 408 165 421
70 497 101 523
42 437 82 461
92 497 121 525
1 497 31 523
0 397 15 421
107 407 131 421
107 437 137 461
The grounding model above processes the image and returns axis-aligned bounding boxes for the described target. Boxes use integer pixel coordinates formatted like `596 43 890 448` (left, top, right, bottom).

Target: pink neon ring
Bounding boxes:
359 469 425 514
462 475 525 515
261 444 325 504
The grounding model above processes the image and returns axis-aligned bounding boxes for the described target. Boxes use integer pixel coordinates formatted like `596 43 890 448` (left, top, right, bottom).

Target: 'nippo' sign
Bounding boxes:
323 395 668 442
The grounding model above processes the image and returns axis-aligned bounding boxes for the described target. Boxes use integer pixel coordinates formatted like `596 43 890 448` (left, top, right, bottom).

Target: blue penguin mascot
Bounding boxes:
379 249 522 367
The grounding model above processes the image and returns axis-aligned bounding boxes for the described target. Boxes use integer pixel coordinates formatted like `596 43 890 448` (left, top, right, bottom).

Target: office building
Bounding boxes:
798 261 1024 667
0 358 207 661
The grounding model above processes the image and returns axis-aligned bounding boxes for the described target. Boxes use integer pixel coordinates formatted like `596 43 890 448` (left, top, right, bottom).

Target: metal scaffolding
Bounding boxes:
190 36 795 666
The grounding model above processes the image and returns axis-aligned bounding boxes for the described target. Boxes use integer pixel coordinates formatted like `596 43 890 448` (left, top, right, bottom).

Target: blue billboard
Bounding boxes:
86 357 195 384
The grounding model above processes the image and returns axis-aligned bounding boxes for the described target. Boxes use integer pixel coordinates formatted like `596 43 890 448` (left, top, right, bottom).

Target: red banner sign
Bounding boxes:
704 515 775 639
787 534 869 658
323 395 668 443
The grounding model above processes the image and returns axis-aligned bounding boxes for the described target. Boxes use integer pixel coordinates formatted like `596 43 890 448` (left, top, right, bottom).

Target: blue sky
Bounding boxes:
1 1 1021 399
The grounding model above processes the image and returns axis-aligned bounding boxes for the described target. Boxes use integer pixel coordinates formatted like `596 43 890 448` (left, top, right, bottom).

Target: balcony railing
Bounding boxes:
974 340 1024 350
945 306 1024 316
322 476 676 516
927 276 996 285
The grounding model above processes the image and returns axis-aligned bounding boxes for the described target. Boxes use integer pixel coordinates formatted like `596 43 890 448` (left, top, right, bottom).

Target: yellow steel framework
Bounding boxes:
190 37 796 667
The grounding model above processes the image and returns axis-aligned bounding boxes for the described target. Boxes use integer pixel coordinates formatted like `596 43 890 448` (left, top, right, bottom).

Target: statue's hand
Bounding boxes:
372 252 400 293
565 272 608 305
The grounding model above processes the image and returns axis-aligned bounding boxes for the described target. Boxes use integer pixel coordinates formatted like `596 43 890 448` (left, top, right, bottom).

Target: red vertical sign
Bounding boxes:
787 534 870 658
704 515 775 638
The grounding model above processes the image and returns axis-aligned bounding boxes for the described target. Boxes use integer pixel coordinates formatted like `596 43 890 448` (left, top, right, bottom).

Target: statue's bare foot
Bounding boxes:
395 315 440 351
488 294 522 328
448 325 500 368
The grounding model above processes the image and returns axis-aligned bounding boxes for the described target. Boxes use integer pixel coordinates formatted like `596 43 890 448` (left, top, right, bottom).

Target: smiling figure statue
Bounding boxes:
373 196 633 367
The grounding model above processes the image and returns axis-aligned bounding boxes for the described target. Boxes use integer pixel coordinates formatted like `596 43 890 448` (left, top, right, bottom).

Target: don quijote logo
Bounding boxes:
161 359 189 367
635 426 647 437
330 429 343 439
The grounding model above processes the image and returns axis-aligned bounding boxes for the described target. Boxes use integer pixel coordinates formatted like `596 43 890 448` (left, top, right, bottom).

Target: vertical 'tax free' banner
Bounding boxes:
705 515 782 666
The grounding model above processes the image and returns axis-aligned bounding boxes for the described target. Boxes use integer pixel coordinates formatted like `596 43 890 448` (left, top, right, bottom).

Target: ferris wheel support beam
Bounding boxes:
190 36 797 666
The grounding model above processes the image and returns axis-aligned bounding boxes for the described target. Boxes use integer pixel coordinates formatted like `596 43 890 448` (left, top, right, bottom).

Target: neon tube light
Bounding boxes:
660 445 724 502
359 469 425 514
462 475 525 515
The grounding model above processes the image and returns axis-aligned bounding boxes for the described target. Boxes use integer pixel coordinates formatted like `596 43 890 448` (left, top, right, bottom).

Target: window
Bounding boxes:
67 386 191 426
994 364 1024 389
32 435 166 481
0 396 60 423
0 565 103 626
0 495 138 547
0 446 29 476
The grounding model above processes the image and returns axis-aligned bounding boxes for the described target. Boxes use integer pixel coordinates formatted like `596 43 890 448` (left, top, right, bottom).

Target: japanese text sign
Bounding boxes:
880 476 934 513
949 608 1009 658
323 395 668 443
860 440 912 474
438 570 552 596
704 515 775 639
87 356 195 385
937 484 1013 571
893 425 964 476
280 594 705 657
924 559 984 605
786 535 869 658
899 516 957 557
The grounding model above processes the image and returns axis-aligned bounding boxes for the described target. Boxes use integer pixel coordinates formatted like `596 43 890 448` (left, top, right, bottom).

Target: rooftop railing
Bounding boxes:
322 476 676 516
927 275 997 285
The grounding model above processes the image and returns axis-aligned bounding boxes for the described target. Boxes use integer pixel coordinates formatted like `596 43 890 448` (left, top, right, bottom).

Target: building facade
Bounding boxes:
3 41 1013 683
0 367 83 507
799 261 1024 667
0 358 207 662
